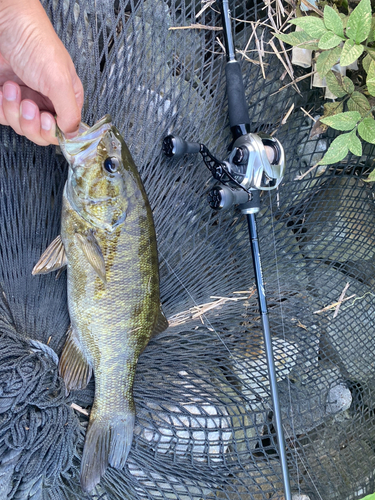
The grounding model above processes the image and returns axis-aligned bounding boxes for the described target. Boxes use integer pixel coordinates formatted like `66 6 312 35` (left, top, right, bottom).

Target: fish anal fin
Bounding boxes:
55 266 66 280
75 231 106 285
80 411 135 492
152 306 169 337
59 326 92 393
32 235 67 275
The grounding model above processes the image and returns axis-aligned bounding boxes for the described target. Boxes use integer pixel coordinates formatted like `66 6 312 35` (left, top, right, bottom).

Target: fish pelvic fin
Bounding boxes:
75 231 106 285
59 326 92 393
80 411 135 493
32 235 67 275
152 305 169 337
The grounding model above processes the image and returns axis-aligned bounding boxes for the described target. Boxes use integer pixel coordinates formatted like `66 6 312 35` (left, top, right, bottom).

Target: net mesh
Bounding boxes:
0 0 374 499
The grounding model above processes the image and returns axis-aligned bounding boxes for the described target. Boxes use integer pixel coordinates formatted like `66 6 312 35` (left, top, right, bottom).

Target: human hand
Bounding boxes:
0 0 84 146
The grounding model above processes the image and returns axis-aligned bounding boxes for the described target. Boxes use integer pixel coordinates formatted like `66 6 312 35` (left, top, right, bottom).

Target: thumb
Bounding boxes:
46 65 84 136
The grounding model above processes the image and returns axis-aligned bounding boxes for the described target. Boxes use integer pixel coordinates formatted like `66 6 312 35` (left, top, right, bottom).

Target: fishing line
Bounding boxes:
159 249 276 403
268 189 324 500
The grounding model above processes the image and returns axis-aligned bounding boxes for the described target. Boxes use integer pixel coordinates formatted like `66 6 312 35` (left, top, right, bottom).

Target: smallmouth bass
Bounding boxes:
33 115 168 492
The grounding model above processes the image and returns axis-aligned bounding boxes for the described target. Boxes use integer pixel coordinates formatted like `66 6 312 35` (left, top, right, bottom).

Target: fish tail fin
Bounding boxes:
80 411 135 492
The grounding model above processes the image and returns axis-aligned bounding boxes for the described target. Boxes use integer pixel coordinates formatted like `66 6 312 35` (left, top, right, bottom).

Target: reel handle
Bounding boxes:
162 135 200 157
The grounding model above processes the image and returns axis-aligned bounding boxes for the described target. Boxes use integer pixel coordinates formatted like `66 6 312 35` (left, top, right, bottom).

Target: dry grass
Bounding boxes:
314 282 357 317
168 289 256 328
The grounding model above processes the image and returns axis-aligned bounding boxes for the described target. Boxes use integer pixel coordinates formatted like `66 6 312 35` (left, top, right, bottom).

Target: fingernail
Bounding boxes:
3 83 17 101
41 113 53 131
20 101 37 120
65 131 78 139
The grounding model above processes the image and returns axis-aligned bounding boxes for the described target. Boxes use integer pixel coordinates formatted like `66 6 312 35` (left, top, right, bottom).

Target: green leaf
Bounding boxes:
274 32 319 50
316 101 344 134
363 54 372 73
318 32 343 49
340 39 364 66
367 16 375 43
318 133 350 165
360 492 375 500
324 101 344 117
325 70 347 97
339 13 349 29
347 91 371 116
290 17 328 38
358 117 375 144
367 169 375 182
347 130 362 155
346 0 372 43
367 60 375 96
316 46 342 76
320 111 361 130
324 6 344 37
342 76 354 93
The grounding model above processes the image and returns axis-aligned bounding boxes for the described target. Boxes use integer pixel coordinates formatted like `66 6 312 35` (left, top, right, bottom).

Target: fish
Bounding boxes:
32 115 168 492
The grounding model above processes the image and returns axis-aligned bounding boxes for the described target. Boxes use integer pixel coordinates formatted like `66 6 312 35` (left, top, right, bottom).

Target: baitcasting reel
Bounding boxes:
162 132 285 214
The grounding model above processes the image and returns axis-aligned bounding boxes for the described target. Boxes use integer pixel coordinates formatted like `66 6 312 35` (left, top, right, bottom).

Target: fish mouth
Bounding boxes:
57 115 113 165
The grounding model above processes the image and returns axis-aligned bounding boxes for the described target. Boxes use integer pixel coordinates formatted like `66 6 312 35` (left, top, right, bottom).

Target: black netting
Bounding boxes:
0 0 374 499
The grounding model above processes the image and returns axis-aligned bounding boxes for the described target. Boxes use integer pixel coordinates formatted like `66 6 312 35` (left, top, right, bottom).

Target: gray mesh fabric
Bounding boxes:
0 0 374 499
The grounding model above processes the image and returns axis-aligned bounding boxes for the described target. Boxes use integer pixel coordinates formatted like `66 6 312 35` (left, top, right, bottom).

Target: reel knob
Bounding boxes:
207 185 250 210
162 135 200 157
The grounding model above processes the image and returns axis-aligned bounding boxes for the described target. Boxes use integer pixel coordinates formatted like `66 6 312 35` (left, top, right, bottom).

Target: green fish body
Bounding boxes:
33 115 168 492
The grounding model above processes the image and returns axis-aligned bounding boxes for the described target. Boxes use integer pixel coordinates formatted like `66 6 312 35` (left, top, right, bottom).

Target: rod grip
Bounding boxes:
225 61 250 131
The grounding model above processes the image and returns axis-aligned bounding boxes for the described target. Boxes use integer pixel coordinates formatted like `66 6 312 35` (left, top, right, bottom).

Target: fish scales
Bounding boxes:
32 115 168 492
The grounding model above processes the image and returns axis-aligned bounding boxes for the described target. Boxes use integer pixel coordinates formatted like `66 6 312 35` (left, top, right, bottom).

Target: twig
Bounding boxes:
270 70 316 96
278 39 296 82
232 288 257 299
300 107 317 122
281 103 295 125
71 403 89 416
301 0 324 16
269 39 299 93
270 102 294 136
297 320 307 330
252 22 266 79
237 50 262 65
216 36 226 54
168 293 252 328
243 23 256 54
313 294 356 314
195 0 215 19
333 282 350 318
294 161 320 181
169 24 222 31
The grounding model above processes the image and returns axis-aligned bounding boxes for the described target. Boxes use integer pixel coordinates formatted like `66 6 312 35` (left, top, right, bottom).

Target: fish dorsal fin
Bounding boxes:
59 326 92 393
32 235 67 275
152 306 169 337
75 231 106 285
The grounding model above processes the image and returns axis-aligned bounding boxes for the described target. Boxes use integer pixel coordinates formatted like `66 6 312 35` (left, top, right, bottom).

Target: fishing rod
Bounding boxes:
162 1 291 498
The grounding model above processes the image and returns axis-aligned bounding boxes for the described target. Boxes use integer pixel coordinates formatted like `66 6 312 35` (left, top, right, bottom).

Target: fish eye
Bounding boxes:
103 157 119 173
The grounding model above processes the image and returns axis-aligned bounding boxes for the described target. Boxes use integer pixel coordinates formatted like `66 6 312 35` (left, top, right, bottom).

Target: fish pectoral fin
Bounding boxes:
152 306 169 337
59 326 92 393
75 232 106 284
32 235 67 275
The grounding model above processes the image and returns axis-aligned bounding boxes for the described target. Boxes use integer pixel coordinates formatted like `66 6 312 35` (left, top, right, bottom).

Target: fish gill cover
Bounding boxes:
0 0 374 499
